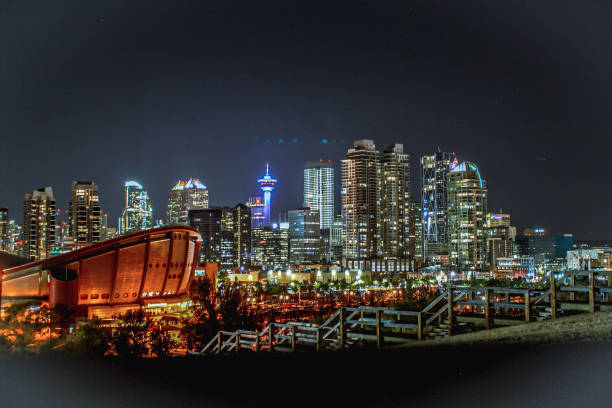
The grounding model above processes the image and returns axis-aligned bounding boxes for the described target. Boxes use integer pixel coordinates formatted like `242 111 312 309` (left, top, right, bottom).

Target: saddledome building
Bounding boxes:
0 226 202 319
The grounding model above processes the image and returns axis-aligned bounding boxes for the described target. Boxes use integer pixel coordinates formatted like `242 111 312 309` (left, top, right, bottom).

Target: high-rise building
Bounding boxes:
421 151 456 260
447 161 488 271
248 197 265 230
0 208 8 252
7 220 23 257
188 208 222 264
219 207 234 271
251 224 289 268
69 181 102 248
485 211 515 269
330 214 344 263
166 178 209 225
24 186 56 260
119 181 153 235
409 198 423 265
257 163 277 227
341 139 380 261
380 143 410 259
303 160 334 229
232 203 251 268
166 180 187 225
288 207 321 264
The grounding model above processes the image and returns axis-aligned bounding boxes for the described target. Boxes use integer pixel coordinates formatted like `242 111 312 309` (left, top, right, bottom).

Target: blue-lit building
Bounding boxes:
515 234 574 265
257 163 277 227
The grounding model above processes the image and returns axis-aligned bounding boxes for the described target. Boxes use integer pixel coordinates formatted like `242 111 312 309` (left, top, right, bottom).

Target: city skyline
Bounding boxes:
1 1 609 240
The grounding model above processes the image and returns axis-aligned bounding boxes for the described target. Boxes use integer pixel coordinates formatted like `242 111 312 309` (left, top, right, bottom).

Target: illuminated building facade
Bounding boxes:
219 207 234 271
0 226 202 319
232 203 251 268
303 160 334 229
380 143 410 259
188 208 222 264
485 211 516 269
119 181 153 234
421 151 455 260
0 208 8 252
166 178 209 225
288 207 320 264
24 186 56 261
330 214 344 262
515 234 574 266
447 161 488 271
251 224 289 268
341 139 380 261
248 197 265 230
257 164 277 227
69 181 101 248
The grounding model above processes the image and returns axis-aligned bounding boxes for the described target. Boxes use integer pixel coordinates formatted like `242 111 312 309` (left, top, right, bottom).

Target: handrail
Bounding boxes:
421 290 448 314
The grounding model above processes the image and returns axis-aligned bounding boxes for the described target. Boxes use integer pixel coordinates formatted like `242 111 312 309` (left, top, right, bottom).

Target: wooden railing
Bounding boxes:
192 269 612 355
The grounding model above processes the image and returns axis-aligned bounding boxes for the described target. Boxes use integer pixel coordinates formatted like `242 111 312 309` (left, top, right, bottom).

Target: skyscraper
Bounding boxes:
380 143 410 258
303 160 334 229
341 139 380 261
188 208 222 264
166 178 209 225
232 203 251 268
119 181 153 235
248 197 265 230
251 225 289 268
24 186 56 260
421 151 456 260
69 181 102 248
447 161 488 271
0 208 8 252
220 207 235 271
288 207 321 264
257 163 277 227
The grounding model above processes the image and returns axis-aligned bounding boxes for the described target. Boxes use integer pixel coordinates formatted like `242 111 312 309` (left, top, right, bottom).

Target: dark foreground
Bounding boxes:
2 342 611 407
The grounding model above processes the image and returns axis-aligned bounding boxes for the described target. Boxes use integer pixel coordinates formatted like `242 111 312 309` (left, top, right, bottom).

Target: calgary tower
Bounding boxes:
257 163 277 226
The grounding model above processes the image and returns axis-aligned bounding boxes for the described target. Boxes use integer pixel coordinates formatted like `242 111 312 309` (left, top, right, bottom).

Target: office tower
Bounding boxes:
421 151 456 260
24 186 56 260
232 203 251 268
257 163 277 227
69 181 101 248
219 207 234 271
248 197 265 230
380 143 410 258
251 224 289 268
0 208 8 252
166 180 186 225
330 214 344 263
341 139 380 261
303 160 334 229
288 207 321 264
119 181 153 235
409 198 423 264
188 208 222 264
447 161 488 271
516 234 574 266
485 211 515 268
166 178 208 225
7 220 23 257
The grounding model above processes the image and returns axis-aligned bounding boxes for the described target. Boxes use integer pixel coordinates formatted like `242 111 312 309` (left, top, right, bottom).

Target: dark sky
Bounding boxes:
1 1 610 239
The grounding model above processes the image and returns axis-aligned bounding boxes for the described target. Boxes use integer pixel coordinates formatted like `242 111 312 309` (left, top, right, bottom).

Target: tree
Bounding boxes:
181 276 220 351
110 310 150 358
62 319 111 357
148 326 177 358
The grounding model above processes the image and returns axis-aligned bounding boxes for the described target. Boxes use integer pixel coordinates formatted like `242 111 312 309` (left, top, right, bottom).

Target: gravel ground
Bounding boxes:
409 311 612 346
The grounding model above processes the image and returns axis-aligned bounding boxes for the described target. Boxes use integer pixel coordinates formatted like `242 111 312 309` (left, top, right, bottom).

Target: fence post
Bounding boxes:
235 333 240 355
255 332 260 352
339 308 346 348
316 328 321 352
550 273 557 319
447 286 454 336
360 310 365 330
268 324 274 352
417 312 423 341
484 289 491 329
569 275 575 302
291 326 296 352
524 290 531 323
217 332 222 354
589 272 595 313
376 310 383 348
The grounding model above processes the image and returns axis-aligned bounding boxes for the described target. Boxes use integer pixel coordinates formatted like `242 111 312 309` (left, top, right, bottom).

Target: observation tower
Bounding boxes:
257 163 277 226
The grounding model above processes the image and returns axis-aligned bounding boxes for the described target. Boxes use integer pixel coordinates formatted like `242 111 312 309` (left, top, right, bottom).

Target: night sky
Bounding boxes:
1 1 610 239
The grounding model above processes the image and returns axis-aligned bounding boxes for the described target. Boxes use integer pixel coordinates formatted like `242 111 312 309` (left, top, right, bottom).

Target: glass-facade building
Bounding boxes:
119 181 153 235
288 207 321 264
69 180 101 248
24 186 56 261
303 160 334 229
